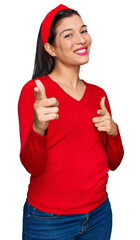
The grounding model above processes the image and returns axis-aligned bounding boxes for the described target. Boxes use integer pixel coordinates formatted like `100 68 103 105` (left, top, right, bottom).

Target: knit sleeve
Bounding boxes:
102 90 124 171
17 80 48 176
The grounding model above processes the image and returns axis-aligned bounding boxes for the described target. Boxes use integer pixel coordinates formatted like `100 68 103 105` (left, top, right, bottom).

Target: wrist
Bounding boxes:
108 122 118 136
32 123 46 136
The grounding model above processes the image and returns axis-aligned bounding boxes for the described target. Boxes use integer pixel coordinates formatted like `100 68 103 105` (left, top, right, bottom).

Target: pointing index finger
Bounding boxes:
34 80 47 100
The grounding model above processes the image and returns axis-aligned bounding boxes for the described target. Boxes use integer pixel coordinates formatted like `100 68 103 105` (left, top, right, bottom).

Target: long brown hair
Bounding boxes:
32 9 81 79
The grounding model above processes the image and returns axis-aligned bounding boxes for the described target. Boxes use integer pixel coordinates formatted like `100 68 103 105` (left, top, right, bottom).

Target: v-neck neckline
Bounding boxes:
46 75 89 104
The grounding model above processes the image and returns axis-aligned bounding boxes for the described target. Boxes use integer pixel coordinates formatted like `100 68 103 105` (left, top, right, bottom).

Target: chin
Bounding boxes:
79 57 90 65
73 55 89 65
80 61 89 66
72 59 89 66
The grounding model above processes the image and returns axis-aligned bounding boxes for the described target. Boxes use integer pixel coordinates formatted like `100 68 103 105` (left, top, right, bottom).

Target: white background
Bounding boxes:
1 0 140 239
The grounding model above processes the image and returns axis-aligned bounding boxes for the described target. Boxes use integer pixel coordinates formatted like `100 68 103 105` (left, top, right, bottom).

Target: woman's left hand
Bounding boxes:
92 97 118 136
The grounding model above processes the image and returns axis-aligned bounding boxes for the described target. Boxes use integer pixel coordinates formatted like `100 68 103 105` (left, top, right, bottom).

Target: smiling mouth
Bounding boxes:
74 48 88 55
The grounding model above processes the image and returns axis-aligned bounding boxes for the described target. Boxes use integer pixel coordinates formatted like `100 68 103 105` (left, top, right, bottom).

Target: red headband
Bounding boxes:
41 4 72 45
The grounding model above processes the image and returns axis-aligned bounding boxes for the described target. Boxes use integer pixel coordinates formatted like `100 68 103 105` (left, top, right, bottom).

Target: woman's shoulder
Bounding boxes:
18 75 48 107
19 75 47 95
85 80 107 96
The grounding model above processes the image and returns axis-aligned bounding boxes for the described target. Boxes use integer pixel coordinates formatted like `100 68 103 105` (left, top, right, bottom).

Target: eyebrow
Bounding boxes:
60 24 87 36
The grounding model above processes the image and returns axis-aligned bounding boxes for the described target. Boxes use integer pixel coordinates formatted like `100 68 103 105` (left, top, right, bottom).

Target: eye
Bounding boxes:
81 30 88 34
64 34 72 38
64 30 88 38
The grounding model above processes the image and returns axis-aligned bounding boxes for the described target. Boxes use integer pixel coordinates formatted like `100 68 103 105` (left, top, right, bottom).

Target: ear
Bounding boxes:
44 43 57 57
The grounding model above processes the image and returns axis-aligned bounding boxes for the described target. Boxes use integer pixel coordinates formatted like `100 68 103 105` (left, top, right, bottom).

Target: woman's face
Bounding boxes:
49 14 92 66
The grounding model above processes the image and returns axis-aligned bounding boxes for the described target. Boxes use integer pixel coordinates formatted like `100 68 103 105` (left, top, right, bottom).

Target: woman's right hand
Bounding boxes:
33 79 59 135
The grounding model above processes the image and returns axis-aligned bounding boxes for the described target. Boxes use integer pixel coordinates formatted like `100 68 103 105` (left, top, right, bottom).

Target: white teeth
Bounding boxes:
75 48 87 53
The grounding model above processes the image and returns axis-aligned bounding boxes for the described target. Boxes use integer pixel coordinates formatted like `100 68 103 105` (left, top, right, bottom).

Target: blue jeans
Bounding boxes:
22 195 112 240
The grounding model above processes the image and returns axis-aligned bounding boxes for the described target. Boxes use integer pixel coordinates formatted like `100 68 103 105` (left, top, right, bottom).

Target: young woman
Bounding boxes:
18 4 124 240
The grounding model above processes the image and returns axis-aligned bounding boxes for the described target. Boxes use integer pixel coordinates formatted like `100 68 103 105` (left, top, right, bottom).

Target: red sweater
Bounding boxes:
18 75 124 215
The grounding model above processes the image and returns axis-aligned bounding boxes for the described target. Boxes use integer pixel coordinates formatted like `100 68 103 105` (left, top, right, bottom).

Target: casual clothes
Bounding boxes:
18 75 124 215
22 194 112 240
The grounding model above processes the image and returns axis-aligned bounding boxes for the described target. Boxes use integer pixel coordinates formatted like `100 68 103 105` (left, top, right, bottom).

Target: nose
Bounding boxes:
75 32 86 44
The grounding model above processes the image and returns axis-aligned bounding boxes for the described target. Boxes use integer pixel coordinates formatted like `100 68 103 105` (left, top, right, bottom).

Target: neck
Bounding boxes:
49 62 81 89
